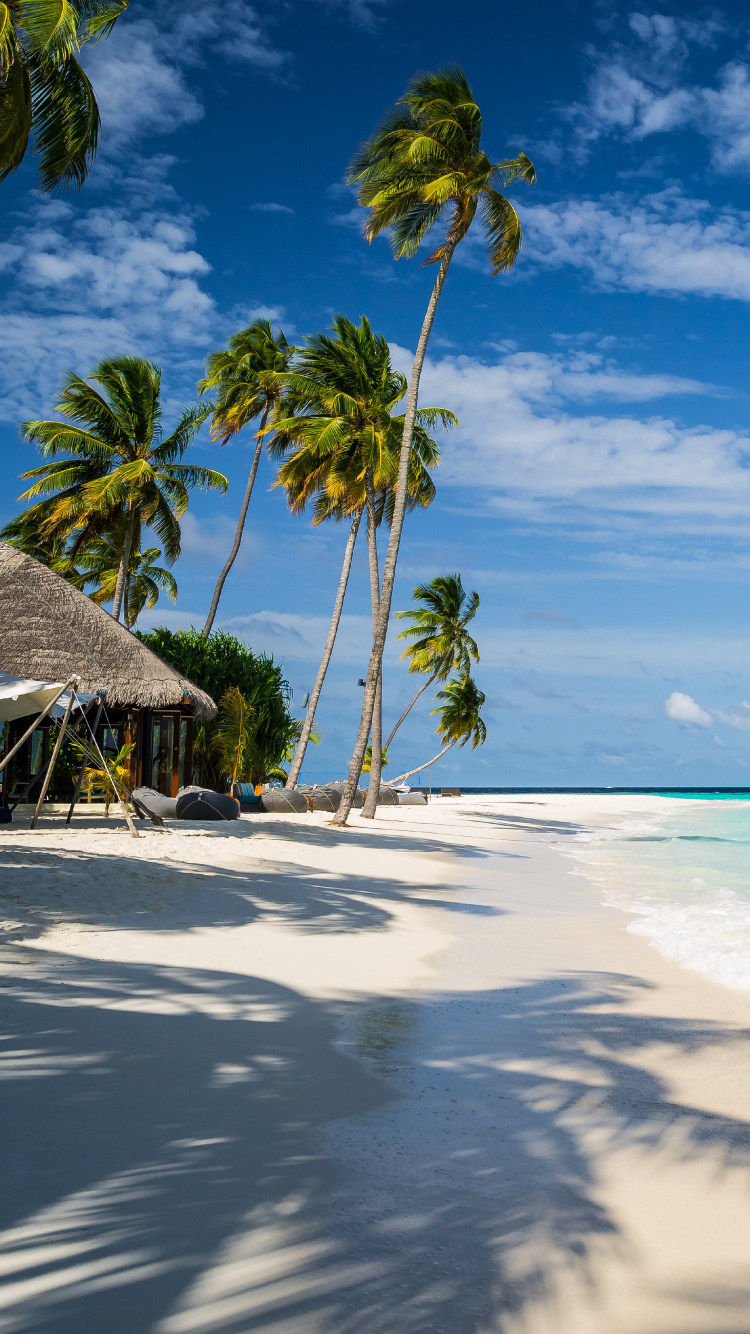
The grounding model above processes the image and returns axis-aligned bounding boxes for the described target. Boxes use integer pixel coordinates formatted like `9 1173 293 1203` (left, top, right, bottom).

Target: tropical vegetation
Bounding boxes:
389 674 487 785
0 0 129 192
136 628 297 790
1 64 511 804
270 313 454 795
388 574 479 751
1 356 225 623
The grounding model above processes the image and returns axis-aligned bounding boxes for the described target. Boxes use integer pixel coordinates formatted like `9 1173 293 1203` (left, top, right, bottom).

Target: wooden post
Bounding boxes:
31 690 76 828
65 695 105 824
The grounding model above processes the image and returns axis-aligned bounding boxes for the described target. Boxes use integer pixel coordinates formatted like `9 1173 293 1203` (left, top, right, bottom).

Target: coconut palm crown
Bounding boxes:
396 573 479 681
348 64 536 273
11 355 225 621
270 314 455 522
0 0 129 192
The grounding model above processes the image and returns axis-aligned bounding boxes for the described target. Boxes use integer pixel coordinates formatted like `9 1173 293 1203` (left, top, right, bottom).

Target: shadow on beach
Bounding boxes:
3 949 750 1332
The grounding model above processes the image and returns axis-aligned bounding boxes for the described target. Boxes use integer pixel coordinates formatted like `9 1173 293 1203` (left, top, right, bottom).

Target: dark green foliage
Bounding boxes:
136 628 295 789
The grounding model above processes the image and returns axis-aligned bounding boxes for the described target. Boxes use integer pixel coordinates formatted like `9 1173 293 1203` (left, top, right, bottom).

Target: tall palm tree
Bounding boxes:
333 66 534 826
0 0 128 192
389 673 486 785
386 573 479 752
198 319 294 637
13 355 225 622
271 315 453 791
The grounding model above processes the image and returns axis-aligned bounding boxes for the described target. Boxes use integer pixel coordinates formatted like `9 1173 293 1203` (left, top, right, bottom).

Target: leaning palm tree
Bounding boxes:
333 66 534 826
271 315 453 791
386 573 479 752
0 0 129 192
198 319 294 636
13 356 226 622
389 673 486 785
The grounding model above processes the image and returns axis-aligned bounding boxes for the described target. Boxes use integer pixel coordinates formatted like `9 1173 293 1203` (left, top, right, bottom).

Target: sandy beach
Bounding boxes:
2 792 750 1333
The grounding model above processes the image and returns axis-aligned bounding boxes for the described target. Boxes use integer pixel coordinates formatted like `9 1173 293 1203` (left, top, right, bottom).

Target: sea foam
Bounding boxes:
563 803 750 991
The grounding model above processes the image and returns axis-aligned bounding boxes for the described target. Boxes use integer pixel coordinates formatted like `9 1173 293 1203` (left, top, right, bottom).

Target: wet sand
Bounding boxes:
1 794 750 1332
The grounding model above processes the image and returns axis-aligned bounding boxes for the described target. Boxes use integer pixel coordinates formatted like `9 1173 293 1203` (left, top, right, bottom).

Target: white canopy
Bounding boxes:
0 671 64 722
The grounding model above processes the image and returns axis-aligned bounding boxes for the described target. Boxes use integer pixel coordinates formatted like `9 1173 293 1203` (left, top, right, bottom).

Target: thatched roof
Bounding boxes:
0 543 216 719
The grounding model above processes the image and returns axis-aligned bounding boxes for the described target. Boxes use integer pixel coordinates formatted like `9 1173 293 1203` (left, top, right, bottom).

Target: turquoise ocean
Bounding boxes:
563 796 750 991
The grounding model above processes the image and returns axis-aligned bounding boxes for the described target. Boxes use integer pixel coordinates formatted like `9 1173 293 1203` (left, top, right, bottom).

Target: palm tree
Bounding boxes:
271 315 453 791
333 66 534 826
0 0 129 192
75 523 178 628
389 673 486 785
13 356 225 622
385 573 479 752
198 319 294 636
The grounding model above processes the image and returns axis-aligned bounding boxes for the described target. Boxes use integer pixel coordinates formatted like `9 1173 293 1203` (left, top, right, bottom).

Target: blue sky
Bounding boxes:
4 0 750 785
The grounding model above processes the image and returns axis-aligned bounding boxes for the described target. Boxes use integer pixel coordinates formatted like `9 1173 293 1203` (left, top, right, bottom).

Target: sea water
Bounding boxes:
565 799 750 991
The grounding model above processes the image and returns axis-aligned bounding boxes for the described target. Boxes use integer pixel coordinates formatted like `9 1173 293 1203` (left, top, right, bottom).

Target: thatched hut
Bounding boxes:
0 543 216 802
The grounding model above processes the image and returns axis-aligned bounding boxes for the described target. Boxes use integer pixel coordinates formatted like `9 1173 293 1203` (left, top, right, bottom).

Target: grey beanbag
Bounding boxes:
176 789 239 821
308 786 341 812
132 786 178 819
325 782 366 809
376 786 400 806
398 790 428 805
260 789 310 813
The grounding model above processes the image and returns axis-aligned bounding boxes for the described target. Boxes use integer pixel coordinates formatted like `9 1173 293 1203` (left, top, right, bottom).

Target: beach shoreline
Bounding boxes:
3 793 750 1332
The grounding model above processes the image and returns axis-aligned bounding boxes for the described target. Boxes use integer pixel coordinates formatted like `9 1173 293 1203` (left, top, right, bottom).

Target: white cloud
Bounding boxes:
567 14 750 173
394 345 750 532
713 709 750 732
84 22 203 150
665 692 713 727
250 203 294 214
0 200 216 419
521 188 750 301
83 2 287 156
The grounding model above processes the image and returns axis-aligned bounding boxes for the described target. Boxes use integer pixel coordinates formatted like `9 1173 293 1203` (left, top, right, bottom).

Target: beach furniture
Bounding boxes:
398 790 428 805
260 788 310 813
176 789 239 820
376 785 400 806
440 787 461 797
233 782 262 809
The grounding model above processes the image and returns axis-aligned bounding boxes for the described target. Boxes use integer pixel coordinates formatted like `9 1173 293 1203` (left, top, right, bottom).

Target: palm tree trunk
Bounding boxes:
389 742 456 786
383 656 449 753
112 505 136 624
333 243 457 826
285 508 362 788
362 469 382 820
202 404 270 638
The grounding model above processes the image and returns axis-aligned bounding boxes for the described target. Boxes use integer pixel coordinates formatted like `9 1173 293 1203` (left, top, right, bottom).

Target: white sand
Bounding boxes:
2 793 750 1332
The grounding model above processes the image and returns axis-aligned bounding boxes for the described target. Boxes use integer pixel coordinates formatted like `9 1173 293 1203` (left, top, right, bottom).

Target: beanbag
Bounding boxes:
132 786 178 819
308 786 341 812
325 782 365 809
398 790 428 805
176 789 239 821
259 788 309 814
376 786 399 806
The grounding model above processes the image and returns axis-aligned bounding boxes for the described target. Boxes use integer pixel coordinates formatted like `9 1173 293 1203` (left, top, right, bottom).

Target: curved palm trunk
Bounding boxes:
389 742 456 786
383 656 449 753
202 405 270 638
362 470 382 819
112 505 136 624
285 508 362 788
333 243 457 826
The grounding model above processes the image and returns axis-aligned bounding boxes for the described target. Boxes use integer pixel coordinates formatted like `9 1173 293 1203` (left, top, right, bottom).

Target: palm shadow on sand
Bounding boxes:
3 951 750 1333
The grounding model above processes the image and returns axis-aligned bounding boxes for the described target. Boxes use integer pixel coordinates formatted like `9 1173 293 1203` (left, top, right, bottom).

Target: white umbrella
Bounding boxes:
0 671 65 722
